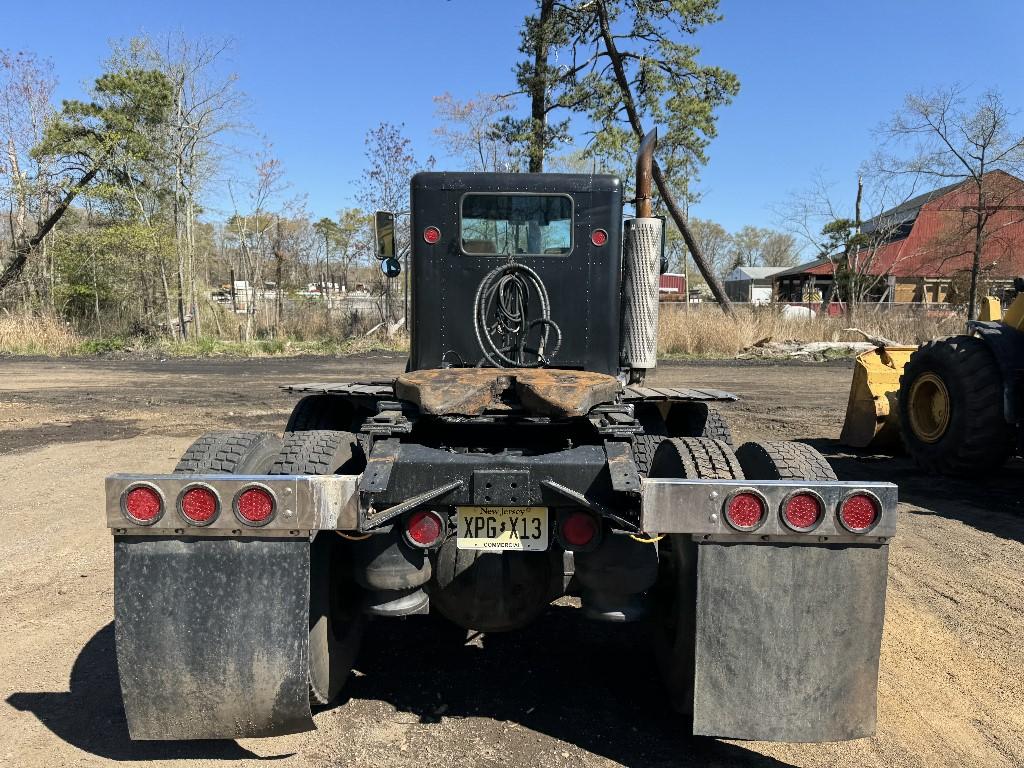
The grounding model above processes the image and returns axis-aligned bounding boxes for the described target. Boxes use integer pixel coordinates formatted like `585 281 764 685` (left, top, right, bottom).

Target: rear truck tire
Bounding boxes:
633 404 734 477
270 428 366 476
285 394 355 433
648 437 743 715
270 429 366 705
665 402 733 446
734 440 837 481
173 430 282 474
632 432 665 478
898 336 1014 476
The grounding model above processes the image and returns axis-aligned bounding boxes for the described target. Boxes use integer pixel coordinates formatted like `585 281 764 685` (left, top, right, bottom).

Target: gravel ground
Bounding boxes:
0 353 1022 768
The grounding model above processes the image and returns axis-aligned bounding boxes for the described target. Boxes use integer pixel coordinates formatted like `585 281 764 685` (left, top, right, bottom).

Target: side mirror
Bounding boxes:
374 211 396 260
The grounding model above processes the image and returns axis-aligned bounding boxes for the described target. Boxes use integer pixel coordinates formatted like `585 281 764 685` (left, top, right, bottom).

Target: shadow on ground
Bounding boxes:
8 611 796 767
6 623 290 762
807 438 1024 544
339 606 796 768
0 417 144 455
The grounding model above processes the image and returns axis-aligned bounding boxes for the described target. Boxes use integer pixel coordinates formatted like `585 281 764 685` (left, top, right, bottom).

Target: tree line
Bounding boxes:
6 1 1014 341
1 1 750 341
0 38 439 340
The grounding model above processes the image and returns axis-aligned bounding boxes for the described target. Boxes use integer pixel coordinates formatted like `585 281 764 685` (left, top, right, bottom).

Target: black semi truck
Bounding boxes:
106 131 896 743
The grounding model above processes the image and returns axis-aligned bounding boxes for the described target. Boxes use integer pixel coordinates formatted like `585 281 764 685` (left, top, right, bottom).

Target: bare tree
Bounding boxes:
783 174 911 320
728 226 799 269
689 218 731 276
333 208 371 292
110 34 246 338
357 122 432 325
433 92 516 171
875 87 1024 319
0 51 57 304
228 150 285 339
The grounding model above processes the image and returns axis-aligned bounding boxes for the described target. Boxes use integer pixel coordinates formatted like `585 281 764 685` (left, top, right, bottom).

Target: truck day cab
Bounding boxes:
106 131 896 742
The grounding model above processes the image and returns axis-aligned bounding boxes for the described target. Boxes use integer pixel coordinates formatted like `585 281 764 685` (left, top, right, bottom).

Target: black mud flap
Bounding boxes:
114 536 314 740
692 543 888 742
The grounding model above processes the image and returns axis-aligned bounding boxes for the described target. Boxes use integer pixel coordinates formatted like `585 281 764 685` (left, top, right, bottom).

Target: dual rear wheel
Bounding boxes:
648 437 836 714
173 425 365 707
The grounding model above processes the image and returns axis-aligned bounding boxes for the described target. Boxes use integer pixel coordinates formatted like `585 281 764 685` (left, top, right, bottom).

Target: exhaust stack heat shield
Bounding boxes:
620 217 663 370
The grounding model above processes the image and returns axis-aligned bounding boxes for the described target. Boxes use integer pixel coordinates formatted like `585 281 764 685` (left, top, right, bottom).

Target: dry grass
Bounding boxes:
0 303 963 360
658 304 964 358
0 312 82 356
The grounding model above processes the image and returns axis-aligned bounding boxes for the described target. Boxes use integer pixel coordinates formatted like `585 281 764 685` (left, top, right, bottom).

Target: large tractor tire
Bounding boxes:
648 437 743 714
898 336 1014 476
270 429 366 705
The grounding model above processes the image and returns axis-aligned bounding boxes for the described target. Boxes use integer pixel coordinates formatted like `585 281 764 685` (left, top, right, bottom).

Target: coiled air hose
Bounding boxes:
473 261 562 368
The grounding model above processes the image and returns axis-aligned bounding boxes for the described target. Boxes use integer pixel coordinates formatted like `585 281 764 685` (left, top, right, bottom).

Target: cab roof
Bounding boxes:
412 171 622 194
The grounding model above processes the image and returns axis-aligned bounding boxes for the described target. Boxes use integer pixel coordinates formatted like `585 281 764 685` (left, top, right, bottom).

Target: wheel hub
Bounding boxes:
908 372 951 443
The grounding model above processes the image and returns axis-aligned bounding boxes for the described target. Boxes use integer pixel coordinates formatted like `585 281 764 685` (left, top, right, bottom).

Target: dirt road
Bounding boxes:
1 354 1022 768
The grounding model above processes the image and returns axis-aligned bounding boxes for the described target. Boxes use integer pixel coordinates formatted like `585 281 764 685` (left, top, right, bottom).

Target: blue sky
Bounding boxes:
4 1 1023 234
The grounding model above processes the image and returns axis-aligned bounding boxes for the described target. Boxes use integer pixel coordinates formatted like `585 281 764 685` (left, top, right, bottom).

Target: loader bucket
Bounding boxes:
840 346 916 449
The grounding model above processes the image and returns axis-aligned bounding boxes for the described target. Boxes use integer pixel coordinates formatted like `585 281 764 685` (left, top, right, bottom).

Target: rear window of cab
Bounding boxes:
461 194 572 256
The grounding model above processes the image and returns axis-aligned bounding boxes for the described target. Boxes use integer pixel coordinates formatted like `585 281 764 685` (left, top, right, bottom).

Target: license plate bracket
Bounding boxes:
456 506 548 551
473 469 531 506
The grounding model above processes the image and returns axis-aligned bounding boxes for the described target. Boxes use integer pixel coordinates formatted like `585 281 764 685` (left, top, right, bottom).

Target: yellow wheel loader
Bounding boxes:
843 282 1024 475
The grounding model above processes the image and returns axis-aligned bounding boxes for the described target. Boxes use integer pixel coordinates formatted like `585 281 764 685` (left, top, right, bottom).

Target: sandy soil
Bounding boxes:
1 353 1022 768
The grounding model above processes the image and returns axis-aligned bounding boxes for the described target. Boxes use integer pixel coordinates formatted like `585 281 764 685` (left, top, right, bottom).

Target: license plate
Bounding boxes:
456 507 549 551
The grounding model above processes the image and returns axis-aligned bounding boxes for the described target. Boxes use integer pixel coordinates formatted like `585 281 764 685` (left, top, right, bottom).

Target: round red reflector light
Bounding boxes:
423 226 441 244
840 493 879 533
725 492 765 531
235 487 275 526
782 492 822 531
591 228 608 247
124 485 163 524
406 510 443 547
562 512 598 548
180 486 219 525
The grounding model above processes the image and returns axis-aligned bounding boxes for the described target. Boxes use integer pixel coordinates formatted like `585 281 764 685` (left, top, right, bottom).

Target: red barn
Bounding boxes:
775 171 1024 305
659 272 687 296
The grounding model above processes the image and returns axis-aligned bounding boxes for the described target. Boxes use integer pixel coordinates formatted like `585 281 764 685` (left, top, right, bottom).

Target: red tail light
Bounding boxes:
423 226 441 244
561 511 598 548
724 491 766 531
782 492 823 531
235 486 276 526
123 485 163 525
591 228 608 246
405 510 444 547
839 493 879 533
180 485 219 525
